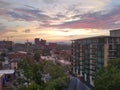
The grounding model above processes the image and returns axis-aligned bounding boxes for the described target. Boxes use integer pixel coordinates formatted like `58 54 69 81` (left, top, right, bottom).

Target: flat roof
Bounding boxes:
110 29 120 32
0 70 14 75
59 60 71 65
17 51 27 54
9 51 27 54
0 73 4 77
71 35 120 41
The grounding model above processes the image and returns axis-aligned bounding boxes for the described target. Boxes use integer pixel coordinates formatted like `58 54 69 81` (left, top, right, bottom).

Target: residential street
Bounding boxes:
65 76 91 90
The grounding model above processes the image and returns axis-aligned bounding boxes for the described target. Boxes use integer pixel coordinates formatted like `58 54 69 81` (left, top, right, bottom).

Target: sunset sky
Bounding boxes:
0 0 120 43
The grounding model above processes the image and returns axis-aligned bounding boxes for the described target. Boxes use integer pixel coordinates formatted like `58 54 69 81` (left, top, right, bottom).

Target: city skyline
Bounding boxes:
0 0 120 43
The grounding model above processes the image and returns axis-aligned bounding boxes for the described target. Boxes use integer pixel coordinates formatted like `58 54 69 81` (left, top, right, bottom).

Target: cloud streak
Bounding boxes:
0 24 17 35
23 29 31 33
7 8 51 21
42 0 58 4
42 5 120 29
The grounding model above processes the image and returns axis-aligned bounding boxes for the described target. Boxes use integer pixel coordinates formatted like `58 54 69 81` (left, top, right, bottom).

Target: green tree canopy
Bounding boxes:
34 51 40 62
17 59 69 90
42 61 69 90
43 61 65 79
94 58 120 90
1 52 7 57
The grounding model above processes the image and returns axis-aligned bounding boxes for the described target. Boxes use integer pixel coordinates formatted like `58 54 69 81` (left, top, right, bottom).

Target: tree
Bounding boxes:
43 61 67 79
1 52 7 57
26 82 41 90
94 58 120 90
18 59 33 80
43 61 69 90
17 59 69 90
0 61 2 69
32 64 44 85
34 51 40 62
0 57 5 61
45 76 69 90
18 59 45 90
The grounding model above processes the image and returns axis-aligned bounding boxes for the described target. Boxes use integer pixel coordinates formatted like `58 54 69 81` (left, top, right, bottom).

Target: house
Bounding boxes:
0 70 15 81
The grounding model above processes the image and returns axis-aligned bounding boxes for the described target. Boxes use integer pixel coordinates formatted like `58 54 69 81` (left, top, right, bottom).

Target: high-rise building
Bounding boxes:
110 29 120 37
34 38 39 45
40 39 46 46
71 36 120 86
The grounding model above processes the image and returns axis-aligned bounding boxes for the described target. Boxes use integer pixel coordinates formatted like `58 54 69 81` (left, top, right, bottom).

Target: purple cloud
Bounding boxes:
42 0 58 4
0 1 11 7
43 5 120 30
7 8 51 21
23 29 31 33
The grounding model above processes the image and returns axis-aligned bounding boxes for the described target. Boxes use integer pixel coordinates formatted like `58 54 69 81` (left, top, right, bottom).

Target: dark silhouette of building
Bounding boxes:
34 38 39 45
48 43 57 49
40 39 46 46
0 41 13 51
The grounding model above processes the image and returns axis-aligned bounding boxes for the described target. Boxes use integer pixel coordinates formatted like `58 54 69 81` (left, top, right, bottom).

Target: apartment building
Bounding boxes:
110 29 120 37
71 36 120 86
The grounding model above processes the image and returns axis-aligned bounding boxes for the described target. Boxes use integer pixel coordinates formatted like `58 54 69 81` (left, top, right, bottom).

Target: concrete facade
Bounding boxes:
71 36 120 86
110 29 120 37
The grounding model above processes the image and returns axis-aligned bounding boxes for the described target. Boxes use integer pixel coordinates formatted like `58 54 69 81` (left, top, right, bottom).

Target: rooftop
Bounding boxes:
110 29 120 32
17 51 27 54
72 35 120 41
9 51 27 54
0 73 4 78
0 70 14 75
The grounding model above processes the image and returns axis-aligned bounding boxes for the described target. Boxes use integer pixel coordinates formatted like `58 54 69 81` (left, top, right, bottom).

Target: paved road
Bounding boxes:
65 76 91 90
65 76 77 90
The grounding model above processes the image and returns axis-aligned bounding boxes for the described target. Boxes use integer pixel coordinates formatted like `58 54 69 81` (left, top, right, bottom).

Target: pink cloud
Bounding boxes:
43 5 120 30
0 9 8 16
